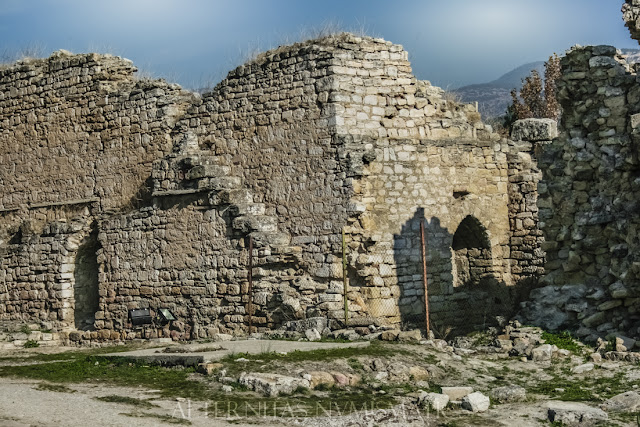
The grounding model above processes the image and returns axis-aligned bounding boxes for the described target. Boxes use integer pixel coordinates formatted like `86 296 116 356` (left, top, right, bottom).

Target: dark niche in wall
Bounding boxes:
74 227 101 330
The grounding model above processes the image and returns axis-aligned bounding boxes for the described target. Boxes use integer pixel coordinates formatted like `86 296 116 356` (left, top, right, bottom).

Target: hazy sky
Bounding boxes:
0 0 635 89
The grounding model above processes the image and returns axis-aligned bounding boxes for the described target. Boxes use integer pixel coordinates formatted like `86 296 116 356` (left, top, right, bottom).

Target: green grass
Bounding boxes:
23 340 39 348
0 343 149 363
121 412 191 425
35 383 76 393
0 356 210 400
541 331 587 355
530 371 632 402
96 395 160 408
0 344 400 417
347 357 364 371
219 341 411 376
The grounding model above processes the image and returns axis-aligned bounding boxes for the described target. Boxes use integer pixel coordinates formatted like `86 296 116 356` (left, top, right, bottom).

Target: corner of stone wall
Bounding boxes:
505 119 552 291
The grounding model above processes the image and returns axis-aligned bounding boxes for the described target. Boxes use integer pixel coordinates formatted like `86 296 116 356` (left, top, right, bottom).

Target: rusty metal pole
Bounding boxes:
248 235 253 333
420 220 430 336
342 228 349 325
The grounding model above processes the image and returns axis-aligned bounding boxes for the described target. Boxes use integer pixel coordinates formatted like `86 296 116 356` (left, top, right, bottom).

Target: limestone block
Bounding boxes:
418 392 449 411
491 386 526 403
511 119 557 142
239 373 310 397
547 402 607 425
461 392 490 412
441 386 473 401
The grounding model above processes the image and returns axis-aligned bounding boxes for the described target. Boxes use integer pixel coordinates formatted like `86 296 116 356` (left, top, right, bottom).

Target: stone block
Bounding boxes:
441 386 473 401
511 119 557 142
461 392 490 412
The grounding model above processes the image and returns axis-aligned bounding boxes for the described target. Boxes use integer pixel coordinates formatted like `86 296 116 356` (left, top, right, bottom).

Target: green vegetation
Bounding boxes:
347 357 364 371
530 371 631 402
197 386 396 418
541 331 588 355
121 412 191 425
23 339 39 348
219 341 411 377
35 383 76 393
0 355 210 400
0 343 400 417
96 395 160 408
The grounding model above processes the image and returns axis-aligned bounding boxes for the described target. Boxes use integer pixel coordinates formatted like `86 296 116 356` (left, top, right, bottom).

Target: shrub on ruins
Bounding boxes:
504 53 561 131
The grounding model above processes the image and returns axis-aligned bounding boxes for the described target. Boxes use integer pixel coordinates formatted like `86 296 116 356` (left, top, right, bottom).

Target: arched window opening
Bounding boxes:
452 216 493 288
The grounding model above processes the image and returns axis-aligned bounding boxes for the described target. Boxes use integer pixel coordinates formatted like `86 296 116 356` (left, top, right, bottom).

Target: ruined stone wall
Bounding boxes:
314 36 545 331
508 119 553 286
94 37 359 337
624 0 640 43
522 46 640 341
349 137 512 330
0 50 193 211
0 207 94 329
0 51 193 329
0 35 546 339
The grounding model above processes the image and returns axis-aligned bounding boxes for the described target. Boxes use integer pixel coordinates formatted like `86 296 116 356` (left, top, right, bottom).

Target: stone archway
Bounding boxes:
451 215 493 288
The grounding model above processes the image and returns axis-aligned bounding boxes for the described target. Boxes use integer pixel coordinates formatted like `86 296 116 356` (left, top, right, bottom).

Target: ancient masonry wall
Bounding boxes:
0 51 195 331
0 34 546 340
521 46 640 341
98 39 352 337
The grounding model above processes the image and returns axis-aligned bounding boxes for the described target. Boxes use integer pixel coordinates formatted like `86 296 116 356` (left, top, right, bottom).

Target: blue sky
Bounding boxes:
0 0 635 89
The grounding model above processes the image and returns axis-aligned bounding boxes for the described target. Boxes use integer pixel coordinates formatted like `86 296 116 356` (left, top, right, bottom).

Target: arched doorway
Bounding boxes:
73 228 100 330
451 216 493 288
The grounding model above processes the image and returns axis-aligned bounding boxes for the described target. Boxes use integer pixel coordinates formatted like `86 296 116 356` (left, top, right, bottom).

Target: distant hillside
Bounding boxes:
453 62 544 119
454 48 640 119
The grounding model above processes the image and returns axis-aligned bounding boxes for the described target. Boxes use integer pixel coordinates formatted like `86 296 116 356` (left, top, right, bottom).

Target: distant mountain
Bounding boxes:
453 48 640 119
452 62 544 119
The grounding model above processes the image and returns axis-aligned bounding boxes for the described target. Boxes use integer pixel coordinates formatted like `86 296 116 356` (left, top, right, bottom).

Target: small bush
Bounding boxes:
541 331 584 355
24 340 39 348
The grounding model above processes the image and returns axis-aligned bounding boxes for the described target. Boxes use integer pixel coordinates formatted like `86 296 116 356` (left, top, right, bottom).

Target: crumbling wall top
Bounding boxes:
623 0 640 44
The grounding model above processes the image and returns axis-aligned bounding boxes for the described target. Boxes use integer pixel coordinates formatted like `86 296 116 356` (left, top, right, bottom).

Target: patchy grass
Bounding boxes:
96 395 159 408
219 341 411 376
0 356 210 400
541 331 588 355
121 412 191 425
199 386 396 418
467 330 493 346
0 343 401 417
23 340 39 348
530 371 633 402
35 383 76 393
0 342 151 363
347 357 364 371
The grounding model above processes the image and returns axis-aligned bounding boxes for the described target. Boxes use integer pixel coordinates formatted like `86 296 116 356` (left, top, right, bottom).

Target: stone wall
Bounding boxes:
0 50 195 331
0 34 546 340
520 45 640 341
0 50 194 211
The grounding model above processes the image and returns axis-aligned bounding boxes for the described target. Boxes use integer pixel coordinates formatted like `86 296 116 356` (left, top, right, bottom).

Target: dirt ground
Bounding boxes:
0 330 639 426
